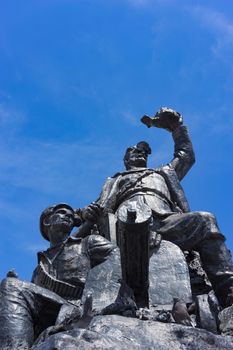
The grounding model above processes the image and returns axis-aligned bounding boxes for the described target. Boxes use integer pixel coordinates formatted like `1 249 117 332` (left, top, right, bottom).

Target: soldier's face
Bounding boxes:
126 147 148 169
47 207 75 244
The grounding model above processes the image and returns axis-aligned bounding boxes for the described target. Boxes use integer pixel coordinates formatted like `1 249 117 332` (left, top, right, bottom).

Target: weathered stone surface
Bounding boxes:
82 240 192 312
149 240 192 307
196 294 218 334
219 305 233 336
82 248 122 312
32 315 233 350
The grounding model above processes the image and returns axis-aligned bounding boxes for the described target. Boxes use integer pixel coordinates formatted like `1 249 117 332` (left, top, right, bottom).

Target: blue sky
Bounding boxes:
0 0 233 280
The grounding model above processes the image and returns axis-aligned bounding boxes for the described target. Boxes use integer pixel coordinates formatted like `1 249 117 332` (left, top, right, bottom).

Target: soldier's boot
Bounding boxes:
198 237 233 308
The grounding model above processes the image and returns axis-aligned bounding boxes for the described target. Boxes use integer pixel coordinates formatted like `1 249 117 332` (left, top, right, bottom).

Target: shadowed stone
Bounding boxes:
196 294 218 334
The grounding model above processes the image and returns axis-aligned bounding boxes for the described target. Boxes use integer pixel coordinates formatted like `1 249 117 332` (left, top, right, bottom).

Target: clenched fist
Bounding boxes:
141 107 183 132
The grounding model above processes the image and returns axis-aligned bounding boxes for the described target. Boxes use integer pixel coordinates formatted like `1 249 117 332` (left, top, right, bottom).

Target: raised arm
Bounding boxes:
141 107 195 181
170 124 195 180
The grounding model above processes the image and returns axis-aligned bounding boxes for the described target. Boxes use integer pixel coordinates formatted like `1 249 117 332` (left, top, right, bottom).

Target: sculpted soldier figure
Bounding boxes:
0 203 114 350
84 107 233 308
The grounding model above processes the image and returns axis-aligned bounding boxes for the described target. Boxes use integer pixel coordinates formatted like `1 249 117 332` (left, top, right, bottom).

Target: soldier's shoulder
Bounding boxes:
85 234 114 247
84 234 116 264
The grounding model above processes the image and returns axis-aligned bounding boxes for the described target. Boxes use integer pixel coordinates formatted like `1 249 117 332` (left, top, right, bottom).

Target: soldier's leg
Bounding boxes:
194 214 233 307
0 278 34 350
155 211 233 307
0 277 65 350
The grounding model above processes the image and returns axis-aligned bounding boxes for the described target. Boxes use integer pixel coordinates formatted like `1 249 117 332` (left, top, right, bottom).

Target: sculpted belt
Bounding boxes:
116 187 178 212
35 262 84 299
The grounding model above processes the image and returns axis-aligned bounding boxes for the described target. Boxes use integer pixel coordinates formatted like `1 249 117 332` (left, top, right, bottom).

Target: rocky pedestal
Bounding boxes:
29 239 233 349
32 315 233 350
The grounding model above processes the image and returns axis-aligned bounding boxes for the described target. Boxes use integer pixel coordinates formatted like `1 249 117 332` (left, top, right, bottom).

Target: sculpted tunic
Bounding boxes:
97 125 194 216
116 170 174 216
32 235 114 299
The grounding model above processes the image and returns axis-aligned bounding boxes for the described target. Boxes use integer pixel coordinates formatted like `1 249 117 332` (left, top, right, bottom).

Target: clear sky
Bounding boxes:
0 0 233 281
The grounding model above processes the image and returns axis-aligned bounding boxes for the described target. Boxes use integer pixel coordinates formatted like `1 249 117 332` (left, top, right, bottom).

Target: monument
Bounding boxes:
0 108 233 349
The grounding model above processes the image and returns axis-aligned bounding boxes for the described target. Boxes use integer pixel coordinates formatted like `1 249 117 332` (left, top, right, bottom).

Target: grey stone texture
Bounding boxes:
32 315 233 350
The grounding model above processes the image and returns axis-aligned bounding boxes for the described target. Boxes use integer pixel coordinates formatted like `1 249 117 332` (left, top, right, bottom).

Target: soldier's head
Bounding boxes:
123 141 151 170
40 204 82 245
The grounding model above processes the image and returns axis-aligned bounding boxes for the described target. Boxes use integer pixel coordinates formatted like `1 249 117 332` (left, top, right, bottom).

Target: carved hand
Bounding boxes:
81 203 102 223
141 107 183 132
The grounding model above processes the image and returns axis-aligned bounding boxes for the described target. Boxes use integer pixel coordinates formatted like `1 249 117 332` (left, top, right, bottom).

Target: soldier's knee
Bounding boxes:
194 211 216 224
199 211 215 219
1 277 23 293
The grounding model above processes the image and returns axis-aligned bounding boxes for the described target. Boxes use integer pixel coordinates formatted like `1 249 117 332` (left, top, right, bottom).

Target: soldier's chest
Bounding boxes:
46 244 90 278
119 172 168 191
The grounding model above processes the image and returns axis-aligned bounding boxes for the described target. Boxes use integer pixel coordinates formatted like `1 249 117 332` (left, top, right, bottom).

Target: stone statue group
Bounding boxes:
1 108 233 349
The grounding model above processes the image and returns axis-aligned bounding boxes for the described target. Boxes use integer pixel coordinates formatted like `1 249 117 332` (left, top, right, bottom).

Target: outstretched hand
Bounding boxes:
141 107 183 132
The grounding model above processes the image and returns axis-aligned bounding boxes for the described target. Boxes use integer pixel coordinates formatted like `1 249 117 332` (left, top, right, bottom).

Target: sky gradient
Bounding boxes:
0 0 233 280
